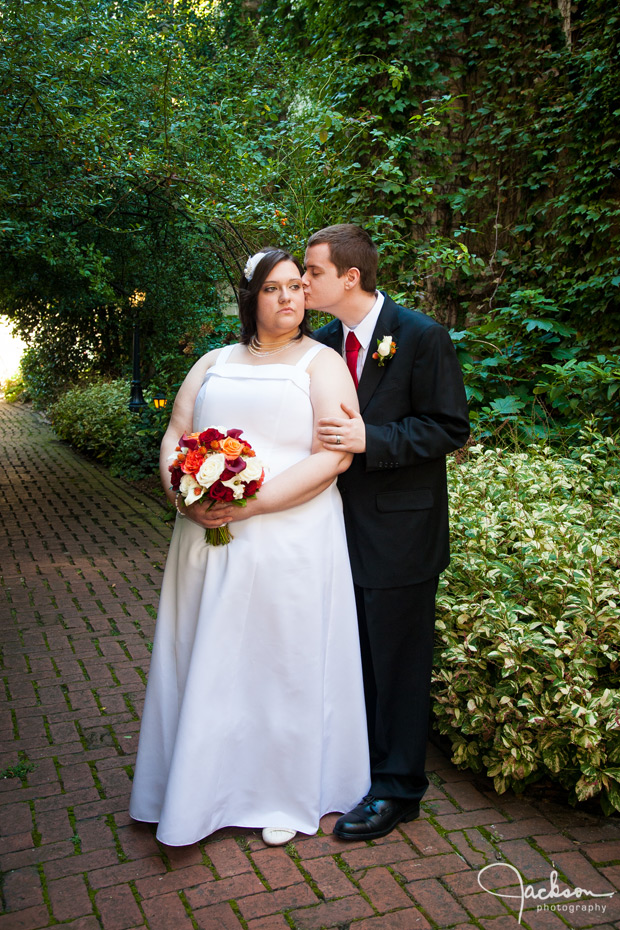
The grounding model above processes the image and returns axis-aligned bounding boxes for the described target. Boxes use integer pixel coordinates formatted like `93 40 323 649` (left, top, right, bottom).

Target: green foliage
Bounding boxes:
435 434 620 812
1 373 26 403
0 0 237 381
3 0 619 378
49 380 166 479
0 0 479 371
19 324 96 408
158 310 239 385
1 760 36 780
265 0 620 336
450 289 620 442
534 356 620 435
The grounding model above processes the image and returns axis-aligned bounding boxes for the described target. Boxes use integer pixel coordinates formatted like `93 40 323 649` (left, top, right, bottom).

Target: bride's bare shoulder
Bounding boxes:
307 342 347 372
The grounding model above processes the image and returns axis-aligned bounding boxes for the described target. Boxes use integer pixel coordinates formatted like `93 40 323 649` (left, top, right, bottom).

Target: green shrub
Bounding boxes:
20 331 95 409
434 432 620 813
1 373 26 403
450 288 620 443
534 355 620 435
49 380 165 480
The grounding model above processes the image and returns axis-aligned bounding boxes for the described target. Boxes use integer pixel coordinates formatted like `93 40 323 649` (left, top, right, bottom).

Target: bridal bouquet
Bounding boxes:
168 427 265 545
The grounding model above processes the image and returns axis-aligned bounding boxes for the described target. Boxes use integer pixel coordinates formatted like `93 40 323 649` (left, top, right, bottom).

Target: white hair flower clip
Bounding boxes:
243 251 268 282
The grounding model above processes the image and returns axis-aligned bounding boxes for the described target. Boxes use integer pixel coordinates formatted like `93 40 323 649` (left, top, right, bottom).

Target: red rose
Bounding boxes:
243 480 260 497
209 481 235 502
169 466 182 490
199 428 225 444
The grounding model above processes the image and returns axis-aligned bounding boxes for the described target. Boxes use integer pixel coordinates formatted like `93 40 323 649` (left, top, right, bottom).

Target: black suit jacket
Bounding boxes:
314 294 470 589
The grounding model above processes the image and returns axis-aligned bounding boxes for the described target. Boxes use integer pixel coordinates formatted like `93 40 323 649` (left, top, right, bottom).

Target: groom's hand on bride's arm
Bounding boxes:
317 403 366 454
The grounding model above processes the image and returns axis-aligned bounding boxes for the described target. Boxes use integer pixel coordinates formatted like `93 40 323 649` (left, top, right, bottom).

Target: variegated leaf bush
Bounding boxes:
434 432 620 813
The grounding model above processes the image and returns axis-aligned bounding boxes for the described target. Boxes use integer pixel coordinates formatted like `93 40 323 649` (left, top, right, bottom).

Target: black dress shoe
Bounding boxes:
333 795 420 840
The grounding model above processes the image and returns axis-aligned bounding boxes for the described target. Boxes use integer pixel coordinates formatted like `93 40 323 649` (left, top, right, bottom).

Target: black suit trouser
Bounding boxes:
354 576 439 802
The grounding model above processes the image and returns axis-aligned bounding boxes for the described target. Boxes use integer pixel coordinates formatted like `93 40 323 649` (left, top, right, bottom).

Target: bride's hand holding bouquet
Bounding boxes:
169 427 265 545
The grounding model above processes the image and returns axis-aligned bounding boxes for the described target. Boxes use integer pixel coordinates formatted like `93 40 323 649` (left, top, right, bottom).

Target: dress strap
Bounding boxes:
213 344 237 367
295 342 325 371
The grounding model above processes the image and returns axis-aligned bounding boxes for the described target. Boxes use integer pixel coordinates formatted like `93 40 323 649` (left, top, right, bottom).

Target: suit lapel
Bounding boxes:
357 296 401 412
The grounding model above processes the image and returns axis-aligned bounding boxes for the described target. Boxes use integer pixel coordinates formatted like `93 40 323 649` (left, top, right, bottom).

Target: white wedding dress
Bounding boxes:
129 343 370 845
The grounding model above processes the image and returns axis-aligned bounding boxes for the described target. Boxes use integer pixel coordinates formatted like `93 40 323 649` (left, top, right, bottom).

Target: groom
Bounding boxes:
303 225 469 839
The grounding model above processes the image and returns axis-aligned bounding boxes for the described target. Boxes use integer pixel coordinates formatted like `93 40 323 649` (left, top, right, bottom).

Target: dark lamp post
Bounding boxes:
153 392 167 410
129 290 147 413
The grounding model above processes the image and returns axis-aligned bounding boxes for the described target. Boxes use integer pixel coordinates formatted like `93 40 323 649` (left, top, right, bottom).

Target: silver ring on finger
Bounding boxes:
335 435 342 445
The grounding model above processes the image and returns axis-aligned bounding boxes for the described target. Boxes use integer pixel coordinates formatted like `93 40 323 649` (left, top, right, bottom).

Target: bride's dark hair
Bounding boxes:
238 248 311 345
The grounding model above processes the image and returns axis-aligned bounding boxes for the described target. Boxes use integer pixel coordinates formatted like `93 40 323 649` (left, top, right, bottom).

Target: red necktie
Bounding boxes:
345 330 361 388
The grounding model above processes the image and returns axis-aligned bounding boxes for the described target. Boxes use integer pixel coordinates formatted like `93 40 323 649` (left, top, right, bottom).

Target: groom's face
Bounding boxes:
302 243 348 315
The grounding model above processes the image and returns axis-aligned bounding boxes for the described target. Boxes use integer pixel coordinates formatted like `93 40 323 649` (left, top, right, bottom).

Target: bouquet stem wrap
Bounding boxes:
205 523 234 546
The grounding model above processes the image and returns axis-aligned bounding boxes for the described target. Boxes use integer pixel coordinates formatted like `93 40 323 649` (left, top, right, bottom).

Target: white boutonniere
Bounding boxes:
372 335 397 367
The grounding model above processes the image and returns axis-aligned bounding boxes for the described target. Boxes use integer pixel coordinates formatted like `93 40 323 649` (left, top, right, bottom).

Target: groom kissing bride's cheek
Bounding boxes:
129 230 468 850
305 224 470 840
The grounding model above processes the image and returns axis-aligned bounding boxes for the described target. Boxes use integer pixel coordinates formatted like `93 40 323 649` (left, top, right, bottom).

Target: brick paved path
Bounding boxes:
1 399 620 930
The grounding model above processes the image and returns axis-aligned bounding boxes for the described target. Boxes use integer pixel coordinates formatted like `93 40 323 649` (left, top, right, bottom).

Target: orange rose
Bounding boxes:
221 437 244 459
182 449 205 474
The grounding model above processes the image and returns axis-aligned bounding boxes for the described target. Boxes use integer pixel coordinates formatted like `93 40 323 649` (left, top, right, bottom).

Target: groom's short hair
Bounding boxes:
307 224 377 294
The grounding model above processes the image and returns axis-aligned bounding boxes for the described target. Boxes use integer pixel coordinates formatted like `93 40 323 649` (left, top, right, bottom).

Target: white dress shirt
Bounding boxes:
342 291 385 382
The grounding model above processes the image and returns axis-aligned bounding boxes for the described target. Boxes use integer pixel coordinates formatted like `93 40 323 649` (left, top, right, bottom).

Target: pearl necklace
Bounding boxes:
247 330 301 357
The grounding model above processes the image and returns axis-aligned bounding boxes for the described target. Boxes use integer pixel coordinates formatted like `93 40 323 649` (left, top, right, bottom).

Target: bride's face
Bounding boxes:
255 260 305 341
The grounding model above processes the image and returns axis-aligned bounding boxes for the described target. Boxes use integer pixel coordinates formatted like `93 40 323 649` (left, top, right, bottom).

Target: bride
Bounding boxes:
129 247 370 847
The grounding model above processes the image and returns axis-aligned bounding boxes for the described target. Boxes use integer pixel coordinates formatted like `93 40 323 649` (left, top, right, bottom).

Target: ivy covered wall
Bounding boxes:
262 0 620 338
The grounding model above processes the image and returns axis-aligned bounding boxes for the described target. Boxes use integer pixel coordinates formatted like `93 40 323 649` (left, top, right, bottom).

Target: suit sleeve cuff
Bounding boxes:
364 424 396 472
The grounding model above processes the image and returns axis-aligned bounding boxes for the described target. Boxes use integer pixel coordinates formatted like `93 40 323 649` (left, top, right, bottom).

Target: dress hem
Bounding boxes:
129 810 356 847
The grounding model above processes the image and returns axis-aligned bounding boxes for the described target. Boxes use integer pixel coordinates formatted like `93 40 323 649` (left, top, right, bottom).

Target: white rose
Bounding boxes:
377 335 392 358
240 457 264 482
179 473 204 505
195 452 227 489
221 477 247 500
